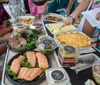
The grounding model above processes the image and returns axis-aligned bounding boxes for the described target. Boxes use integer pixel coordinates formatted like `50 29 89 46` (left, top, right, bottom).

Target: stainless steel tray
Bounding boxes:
42 13 65 22
1 30 59 85
54 31 94 51
13 15 35 25
45 23 77 35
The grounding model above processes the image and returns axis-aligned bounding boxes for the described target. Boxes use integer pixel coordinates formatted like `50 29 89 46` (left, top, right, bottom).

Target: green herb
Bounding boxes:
6 66 18 80
41 68 47 72
23 53 27 59
31 30 38 34
21 61 31 68
16 33 37 51
3 20 10 25
16 43 32 50
14 33 22 39
23 53 26 57
13 75 18 80
35 60 39 68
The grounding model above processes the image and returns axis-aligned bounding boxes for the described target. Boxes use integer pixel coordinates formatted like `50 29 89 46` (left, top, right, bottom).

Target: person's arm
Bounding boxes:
70 0 91 19
65 0 76 15
64 0 91 25
43 3 48 15
0 42 7 56
0 26 12 37
96 12 100 20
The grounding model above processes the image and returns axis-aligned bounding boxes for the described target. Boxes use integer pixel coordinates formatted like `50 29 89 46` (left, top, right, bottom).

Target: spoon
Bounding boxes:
59 24 65 30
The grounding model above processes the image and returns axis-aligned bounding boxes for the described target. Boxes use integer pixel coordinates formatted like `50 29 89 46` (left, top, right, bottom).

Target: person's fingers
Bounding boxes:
65 9 69 16
64 17 73 26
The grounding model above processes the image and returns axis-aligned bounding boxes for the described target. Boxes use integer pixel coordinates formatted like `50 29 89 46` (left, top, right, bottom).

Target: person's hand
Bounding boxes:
96 12 100 20
65 8 70 16
64 16 73 25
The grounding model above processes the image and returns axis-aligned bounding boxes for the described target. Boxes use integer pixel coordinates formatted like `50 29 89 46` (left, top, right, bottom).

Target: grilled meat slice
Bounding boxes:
18 37 27 45
36 52 49 68
10 55 24 74
18 67 30 79
26 52 36 67
9 38 21 48
24 68 42 81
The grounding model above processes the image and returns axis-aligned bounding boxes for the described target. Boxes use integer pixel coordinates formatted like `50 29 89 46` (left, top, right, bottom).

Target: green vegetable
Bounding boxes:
31 30 39 34
35 60 39 68
16 33 37 51
23 53 27 59
3 20 10 25
21 61 31 68
16 43 32 50
41 68 47 72
13 75 18 80
6 66 18 80
14 33 22 39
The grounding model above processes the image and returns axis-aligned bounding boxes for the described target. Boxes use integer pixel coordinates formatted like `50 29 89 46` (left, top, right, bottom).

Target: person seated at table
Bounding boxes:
0 3 13 56
64 0 100 37
47 0 77 16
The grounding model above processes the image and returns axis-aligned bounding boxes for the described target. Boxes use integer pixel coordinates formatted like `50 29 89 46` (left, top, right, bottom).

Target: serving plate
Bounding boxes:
6 51 51 85
8 33 38 53
42 13 65 22
45 23 77 35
